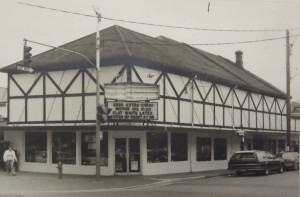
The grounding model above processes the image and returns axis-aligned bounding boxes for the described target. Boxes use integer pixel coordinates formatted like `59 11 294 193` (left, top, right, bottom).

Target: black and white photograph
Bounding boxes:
0 0 299 196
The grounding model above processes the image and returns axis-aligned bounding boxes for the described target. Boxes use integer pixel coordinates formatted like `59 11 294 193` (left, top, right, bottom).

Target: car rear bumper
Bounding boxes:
228 164 265 172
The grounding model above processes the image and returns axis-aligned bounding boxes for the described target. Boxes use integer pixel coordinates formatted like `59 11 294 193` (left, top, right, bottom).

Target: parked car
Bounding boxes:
228 150 284 176
277 152 299 170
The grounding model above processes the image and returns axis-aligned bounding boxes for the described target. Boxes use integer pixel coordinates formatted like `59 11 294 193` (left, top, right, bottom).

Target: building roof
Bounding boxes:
0 25 286 99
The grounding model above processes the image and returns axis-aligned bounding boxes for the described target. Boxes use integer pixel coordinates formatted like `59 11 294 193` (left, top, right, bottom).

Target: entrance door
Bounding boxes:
115 138 140 174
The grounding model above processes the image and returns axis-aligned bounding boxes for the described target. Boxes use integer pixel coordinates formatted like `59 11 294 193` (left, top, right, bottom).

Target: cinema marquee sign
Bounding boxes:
107 101 158 121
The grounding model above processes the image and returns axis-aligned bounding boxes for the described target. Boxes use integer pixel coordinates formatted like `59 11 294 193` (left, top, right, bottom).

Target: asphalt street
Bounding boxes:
14 170 299 197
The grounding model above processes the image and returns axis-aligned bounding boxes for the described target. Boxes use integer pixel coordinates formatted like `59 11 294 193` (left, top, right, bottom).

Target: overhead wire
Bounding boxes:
103 35 300 46
18 2 300 33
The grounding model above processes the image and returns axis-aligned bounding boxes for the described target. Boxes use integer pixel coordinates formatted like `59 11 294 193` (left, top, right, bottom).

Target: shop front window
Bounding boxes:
81 132 108 166
278 139 285 153
25 132 47 163
196 137 211 161
267 139 276 155
147 132 168 163
171 133 187 162
214 138 227 160
52 132 76 165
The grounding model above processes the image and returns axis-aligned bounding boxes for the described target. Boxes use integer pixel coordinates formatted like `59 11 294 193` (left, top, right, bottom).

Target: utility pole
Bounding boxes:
95 9 101 181
286 30 291 152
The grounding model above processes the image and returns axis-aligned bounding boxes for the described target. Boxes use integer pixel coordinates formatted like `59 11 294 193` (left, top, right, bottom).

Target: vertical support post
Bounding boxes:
95 10 101 181
286 30 291 151
191 78 194 128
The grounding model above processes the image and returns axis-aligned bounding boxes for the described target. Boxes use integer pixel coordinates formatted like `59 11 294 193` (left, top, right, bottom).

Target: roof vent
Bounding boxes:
235 51 243 69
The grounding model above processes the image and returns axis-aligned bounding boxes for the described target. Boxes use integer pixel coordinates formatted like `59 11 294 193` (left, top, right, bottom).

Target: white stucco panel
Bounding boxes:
167 73 189 99
277 99 286 114
215 106 223 126
46 98 62 121
29 76 43 96
250 111 256 128
84 96 96 120
193 103 203 125
165 99 178 122
241 110 249 128
65 97 82 121
9 78 24 96
216 84 231 104
48 70 70 92
180 101 191 124
264 96 275 113
251 93 263 111
234 89 248 108
224 107 233 127
12 73 39 94
27 98 43 121
205 105 214 125
99 65 125 85
133 66 161 84
9 99 25 122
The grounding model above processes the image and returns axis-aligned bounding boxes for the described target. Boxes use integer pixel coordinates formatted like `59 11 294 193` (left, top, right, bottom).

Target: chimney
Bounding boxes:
235 50 243 68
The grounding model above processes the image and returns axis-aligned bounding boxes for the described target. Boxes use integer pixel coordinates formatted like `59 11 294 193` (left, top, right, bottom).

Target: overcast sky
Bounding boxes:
0 0 299 102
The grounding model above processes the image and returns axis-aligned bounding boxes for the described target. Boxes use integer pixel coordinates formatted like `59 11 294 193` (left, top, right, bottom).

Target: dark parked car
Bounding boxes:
277 152 299 170
228 150 284 176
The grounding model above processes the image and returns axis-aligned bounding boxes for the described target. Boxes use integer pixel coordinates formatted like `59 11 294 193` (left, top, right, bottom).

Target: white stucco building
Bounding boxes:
0 26 299 175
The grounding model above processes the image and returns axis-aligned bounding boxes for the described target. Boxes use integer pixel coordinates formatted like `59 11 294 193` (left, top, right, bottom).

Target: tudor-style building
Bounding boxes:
0 25 299 175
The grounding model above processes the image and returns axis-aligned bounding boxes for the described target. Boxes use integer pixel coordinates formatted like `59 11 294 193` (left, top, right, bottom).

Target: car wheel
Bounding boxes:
264 167 269 175
278 165 284 173
236 171 243 176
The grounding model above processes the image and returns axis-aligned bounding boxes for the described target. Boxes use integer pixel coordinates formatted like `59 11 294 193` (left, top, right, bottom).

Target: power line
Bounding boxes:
18 2 300 33
102 34 300 46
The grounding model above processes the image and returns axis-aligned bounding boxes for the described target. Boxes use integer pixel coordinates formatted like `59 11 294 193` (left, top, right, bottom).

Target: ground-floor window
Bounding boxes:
52 132 76 165
147 132 168 163
245 139 252 150
278 139 285 153
267 139 277 155
196 137 211 161
171 133 187 162
214 138 227 160
25 132 47 163
81 132 108 166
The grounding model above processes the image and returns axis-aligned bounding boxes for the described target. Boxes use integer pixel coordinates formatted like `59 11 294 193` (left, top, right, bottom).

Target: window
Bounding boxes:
278 140 285 153
214 138 227 160
293 107 300 112
81 132 108 166
171 133 187 162
52 132 76 165
147 132 168 163
267 139 276 155
196 137 211 161
25 132 47 163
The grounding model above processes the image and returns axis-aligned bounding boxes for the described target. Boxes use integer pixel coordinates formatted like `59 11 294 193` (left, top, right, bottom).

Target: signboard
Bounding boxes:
108 101 158 121
16 65 34 73
105 82 160 101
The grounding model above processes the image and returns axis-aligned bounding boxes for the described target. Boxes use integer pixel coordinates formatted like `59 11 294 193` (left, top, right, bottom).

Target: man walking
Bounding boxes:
3 146 17 176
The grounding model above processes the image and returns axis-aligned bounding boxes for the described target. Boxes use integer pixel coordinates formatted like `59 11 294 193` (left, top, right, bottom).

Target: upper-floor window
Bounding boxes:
293 107 300 113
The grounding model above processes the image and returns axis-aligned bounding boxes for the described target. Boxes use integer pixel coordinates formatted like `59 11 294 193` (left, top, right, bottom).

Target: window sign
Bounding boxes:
108 102 158 121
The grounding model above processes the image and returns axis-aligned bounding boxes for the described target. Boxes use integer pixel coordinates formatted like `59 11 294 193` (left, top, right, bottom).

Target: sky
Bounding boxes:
0 0 300 102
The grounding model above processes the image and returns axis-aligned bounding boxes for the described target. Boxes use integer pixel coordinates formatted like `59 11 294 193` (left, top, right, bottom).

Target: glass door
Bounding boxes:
115 138 127 173
115 138 140 174
129 138 140 173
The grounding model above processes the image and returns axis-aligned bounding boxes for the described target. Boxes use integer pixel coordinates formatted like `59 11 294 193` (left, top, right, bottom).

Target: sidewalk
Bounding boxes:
0 169 232 195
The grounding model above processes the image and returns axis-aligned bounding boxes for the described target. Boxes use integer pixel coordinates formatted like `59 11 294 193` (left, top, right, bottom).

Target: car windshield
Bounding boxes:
233 153 256 160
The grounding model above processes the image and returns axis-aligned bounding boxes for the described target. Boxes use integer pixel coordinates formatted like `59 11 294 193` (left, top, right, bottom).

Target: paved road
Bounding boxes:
18 170 298 197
